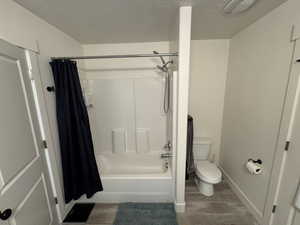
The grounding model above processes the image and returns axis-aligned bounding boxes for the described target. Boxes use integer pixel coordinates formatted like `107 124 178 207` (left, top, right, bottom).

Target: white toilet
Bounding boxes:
193 139 222 196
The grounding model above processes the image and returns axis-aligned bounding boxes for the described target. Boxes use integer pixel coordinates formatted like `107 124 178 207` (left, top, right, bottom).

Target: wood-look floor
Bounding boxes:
63 179 257 225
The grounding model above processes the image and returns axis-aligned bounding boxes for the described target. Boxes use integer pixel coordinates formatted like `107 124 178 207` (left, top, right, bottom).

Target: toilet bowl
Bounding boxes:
192 138 222 196
194 160 222 196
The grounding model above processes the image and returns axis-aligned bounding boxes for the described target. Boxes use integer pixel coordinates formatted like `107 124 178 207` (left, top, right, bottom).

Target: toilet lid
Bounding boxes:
195 161 222 184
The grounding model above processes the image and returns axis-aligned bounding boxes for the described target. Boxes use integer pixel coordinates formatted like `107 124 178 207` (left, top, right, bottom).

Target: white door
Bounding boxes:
272 42 300 225
0 40 57 225
37 55 69 218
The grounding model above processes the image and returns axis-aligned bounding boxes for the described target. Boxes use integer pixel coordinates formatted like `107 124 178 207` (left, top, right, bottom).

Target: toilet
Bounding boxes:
193 139 222 196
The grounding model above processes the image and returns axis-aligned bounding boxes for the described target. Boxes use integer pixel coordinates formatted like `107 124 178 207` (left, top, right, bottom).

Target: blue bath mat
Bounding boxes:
113 203 178 225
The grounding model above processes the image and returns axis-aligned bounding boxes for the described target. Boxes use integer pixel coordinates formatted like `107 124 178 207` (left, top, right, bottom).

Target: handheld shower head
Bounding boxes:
153 50 173 114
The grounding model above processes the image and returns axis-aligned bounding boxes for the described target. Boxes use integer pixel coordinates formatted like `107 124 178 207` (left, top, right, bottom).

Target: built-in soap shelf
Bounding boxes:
111 128 151 154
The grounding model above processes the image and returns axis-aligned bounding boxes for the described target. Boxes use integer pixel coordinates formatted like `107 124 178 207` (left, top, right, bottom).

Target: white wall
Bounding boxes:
0 0 82 56
189 40 229 163
220 0 300 222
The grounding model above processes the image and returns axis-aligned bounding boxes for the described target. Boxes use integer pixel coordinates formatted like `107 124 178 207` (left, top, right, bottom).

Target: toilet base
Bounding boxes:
194 177 214 197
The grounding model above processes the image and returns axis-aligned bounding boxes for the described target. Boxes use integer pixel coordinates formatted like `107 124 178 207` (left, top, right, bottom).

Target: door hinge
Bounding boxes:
54 197 58 205
42 140 48 149
284 141 290 151
272 205 277 213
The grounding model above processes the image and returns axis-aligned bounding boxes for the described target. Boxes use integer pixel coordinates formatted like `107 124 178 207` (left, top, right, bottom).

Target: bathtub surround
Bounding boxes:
82 42 170 155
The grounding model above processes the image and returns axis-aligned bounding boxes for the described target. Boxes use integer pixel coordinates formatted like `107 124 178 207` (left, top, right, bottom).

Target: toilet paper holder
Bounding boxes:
246 158 263 175
248 158 263 165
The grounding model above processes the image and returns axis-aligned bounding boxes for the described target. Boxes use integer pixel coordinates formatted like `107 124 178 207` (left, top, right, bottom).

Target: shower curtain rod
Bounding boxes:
51 52 178 60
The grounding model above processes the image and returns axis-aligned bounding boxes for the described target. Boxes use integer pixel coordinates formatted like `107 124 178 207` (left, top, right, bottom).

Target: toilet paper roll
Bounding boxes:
246 160 262 175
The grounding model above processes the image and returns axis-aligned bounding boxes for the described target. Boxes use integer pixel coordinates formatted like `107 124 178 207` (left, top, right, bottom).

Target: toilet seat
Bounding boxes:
195 160 222 184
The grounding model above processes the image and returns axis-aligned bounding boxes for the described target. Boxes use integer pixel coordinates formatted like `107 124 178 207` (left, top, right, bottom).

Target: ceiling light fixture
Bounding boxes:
223 0 258 14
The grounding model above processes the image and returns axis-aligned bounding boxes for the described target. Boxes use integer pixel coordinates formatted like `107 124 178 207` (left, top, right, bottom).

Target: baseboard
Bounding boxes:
174 201 186 212
219 166 263 224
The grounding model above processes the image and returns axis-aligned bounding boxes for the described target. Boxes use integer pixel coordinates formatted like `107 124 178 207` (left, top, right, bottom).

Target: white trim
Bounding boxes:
263 40 299 225
267 59 300 225
286 66 300 141
220 166 263 224
175 6 192 213
174 201 186 213
26 53 71 222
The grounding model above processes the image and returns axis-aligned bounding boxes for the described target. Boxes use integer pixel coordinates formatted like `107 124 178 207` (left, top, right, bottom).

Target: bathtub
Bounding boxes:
97 152 167 175
79 152 174 203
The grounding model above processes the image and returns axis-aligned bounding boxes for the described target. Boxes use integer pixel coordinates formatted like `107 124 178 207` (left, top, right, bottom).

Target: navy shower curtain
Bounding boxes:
50 60 103 203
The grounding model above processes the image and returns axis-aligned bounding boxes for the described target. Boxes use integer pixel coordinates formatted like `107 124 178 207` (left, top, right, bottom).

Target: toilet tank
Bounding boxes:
193 137 211 160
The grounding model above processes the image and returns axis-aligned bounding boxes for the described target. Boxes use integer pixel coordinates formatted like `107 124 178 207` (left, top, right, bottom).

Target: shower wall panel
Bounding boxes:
83 72 167 155
135 78 166 151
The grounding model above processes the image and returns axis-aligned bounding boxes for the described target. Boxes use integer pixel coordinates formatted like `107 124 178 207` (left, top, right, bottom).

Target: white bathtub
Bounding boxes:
79 152 174 203
97 152 167 175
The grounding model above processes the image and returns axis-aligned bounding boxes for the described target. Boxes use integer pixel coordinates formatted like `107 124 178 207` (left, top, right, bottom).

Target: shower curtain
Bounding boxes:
50 59 103 203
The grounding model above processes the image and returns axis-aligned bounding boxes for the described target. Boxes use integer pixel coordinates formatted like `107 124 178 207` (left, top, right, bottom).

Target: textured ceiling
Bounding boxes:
13 0 287 43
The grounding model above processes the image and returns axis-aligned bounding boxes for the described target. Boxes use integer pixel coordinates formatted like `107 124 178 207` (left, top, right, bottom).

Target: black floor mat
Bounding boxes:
63 203 95 223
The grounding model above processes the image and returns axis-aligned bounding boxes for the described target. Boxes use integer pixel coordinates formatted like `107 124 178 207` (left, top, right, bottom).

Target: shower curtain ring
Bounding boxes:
46 86 55 92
